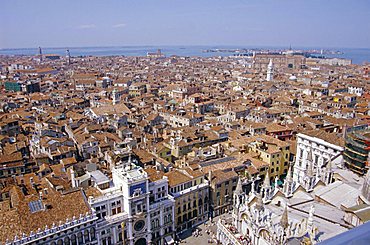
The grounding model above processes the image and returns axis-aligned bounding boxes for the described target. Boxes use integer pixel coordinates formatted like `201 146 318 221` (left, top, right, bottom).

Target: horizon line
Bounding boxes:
1 44 370 51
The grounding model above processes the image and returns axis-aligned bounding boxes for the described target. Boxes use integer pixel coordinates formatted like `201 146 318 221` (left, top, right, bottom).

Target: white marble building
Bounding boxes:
87 158 175 245
293 132 344 187
216 131 369 245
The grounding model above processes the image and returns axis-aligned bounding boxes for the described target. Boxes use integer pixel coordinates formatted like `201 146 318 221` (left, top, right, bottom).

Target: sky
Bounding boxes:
1 0 370 49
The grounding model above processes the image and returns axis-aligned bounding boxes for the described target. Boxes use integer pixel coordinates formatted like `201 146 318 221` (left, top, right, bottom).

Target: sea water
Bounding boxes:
1 46 369 65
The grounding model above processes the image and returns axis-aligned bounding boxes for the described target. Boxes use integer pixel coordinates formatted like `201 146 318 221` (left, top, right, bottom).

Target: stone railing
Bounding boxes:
88 188 122 204
7 212 97 245
172 182 208 198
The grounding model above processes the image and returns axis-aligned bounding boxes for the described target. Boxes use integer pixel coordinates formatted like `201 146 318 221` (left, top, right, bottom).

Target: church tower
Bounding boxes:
38 47 43 63
266 59 274 81
66 49 71 65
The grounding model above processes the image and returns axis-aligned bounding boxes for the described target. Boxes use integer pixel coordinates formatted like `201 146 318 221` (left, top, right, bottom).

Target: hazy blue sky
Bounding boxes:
1 0 369 49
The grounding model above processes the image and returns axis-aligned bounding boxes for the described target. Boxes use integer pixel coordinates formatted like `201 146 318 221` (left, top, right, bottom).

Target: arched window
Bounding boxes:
84 230 90 242
57 239 63 245
77 232 83 244
71 234 77 245
64 236 70 245
90 227 96 240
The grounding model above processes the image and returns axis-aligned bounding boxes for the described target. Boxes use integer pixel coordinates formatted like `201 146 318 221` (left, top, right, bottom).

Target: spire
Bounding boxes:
235 178 243 195
263 170 271 188
286 164 293 182
280 204 289 229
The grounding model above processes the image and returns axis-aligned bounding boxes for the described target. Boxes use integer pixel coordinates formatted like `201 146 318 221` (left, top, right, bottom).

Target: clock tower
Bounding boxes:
113 161 152 245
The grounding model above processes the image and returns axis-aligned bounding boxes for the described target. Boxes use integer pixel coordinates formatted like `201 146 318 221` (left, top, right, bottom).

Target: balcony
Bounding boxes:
102 212 128 226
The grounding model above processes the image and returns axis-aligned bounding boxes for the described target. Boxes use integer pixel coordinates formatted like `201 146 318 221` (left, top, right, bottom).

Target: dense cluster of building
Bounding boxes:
0 50 369 245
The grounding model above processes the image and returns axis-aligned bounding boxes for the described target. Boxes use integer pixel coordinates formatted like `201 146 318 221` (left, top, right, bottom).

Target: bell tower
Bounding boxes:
266 59 274 81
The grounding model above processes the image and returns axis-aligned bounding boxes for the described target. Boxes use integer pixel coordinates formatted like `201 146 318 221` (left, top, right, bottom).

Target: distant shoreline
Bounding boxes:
1 45 369 64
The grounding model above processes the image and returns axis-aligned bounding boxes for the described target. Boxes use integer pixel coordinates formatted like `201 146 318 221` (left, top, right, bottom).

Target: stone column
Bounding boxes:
127 219 134 245
112 227 117 244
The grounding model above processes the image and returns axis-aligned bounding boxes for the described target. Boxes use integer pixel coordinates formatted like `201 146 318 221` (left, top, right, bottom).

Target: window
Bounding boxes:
84 230 90 242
